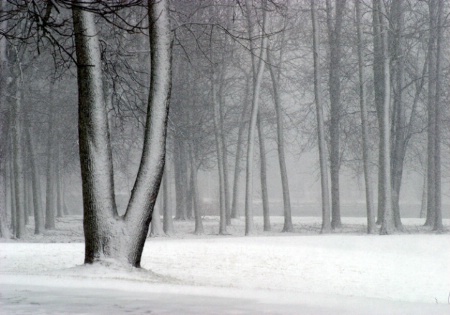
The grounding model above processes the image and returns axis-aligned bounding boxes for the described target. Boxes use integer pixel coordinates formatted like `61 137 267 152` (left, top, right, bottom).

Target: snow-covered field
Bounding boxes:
1 216 449 314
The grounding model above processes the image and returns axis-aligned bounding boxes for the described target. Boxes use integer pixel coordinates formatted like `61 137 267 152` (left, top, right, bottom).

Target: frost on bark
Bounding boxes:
355 0 376 234
326 0 345 230
73 0 171 267
311 0 331 234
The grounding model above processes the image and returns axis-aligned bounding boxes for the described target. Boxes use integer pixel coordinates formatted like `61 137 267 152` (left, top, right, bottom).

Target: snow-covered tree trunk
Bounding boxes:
311 0 331 233
73 0 171 267
244 0 268 235
355 0 376 234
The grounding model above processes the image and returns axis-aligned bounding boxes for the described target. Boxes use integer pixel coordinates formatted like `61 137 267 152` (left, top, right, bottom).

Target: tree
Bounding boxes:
325 0 346 229
311 0 331 234
73 0 171 266
244 0 268 235
355 0 376 234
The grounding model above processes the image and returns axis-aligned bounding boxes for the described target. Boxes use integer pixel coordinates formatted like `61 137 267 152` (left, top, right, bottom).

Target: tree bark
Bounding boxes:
73 0 171 267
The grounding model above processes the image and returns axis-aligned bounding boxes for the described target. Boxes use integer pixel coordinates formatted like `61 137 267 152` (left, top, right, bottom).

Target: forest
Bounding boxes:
0 0 449 313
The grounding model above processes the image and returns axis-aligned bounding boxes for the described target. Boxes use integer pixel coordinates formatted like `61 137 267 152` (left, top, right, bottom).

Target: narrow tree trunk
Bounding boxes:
212 71 227 235
432 0 443 231
150 201 164 237
45 92 56 230
356 0 376 234
425 0 437 228
162 167 174 235
12 77 26 238
231 75 251 219
189 143 204 235
257 115 271 231
311 0 331 233
267 48 293 233
9 145 16 235
378 0 394 235
244 0 268 235
218 91 231 225
326 0 346 230
174 140 187 220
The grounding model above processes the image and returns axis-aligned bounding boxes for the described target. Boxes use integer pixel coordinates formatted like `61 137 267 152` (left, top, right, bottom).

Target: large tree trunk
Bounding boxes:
73 0 171 267
355 0 376 234
311 0 331 233
326 0 345 230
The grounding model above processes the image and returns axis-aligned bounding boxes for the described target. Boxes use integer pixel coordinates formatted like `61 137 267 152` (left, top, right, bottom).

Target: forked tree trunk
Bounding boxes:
355 0 376 234
311 0 331 233
73 0 171 267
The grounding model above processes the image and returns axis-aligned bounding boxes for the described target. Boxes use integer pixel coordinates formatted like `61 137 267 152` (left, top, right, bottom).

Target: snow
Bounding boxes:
1 216 449 314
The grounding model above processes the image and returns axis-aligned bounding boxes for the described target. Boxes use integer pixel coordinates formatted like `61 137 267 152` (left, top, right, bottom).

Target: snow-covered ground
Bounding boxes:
1 216 449 314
